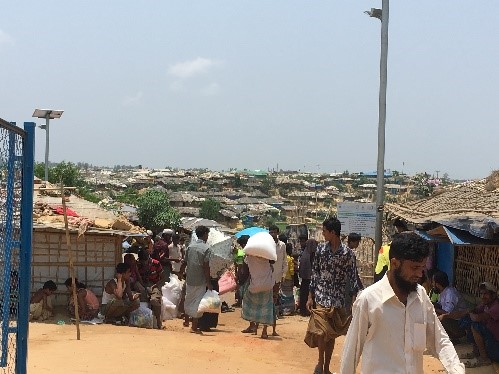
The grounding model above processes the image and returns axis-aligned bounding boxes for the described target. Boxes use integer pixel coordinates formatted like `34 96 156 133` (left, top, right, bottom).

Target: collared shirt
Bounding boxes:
185 239 211 287
310 242 362 308
273 240 288 284
340 275 465 374
168 243 183 272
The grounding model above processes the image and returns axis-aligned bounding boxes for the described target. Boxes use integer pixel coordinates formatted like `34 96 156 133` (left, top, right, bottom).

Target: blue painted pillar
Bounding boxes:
436 242 454 285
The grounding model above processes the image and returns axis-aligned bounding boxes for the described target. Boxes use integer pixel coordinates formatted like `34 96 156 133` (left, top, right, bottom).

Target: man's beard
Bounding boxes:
393 267 418 294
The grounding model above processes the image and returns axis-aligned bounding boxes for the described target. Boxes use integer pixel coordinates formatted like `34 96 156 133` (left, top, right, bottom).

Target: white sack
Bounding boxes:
243 232 277 261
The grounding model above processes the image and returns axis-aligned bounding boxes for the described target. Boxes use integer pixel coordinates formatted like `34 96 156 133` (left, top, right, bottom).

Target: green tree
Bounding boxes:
34 161 84 187
260 176 274 195
233 174 242 188
136 189 180 232
264 215 276 228
200 197 221 220
51 161 85 187
115 188 139 205
413 172 434 197
441 173 452 186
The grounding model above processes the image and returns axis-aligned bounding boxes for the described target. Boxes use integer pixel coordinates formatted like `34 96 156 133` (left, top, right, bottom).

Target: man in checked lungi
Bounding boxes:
304 216 363 374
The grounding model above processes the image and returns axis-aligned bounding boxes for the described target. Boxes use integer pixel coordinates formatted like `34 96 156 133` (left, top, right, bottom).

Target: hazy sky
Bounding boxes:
1 1 498 180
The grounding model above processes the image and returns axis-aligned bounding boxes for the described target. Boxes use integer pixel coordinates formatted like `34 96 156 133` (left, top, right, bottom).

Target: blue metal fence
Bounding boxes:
0 119 34 374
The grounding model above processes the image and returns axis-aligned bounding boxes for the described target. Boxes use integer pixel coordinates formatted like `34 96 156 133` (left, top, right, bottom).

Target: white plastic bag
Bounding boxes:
129 305 154 328
160 274 183 320
243 232 277 261
161 274 182 305
197 290 221 314
161 297 178 320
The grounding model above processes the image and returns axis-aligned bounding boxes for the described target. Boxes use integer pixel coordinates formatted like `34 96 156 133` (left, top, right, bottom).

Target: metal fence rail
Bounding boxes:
0 119 34 374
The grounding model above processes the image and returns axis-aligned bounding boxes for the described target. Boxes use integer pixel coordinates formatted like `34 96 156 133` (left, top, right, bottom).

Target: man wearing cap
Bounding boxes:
461 282 499 367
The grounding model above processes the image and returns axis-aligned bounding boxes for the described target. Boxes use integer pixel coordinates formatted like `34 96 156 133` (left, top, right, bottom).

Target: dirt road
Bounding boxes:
27 305 498 374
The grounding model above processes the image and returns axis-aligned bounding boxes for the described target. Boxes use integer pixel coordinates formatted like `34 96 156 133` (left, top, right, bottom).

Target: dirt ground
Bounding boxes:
27 298 498 374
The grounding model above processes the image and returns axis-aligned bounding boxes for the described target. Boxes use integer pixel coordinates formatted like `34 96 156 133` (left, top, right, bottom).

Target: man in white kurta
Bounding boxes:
340 233 464 374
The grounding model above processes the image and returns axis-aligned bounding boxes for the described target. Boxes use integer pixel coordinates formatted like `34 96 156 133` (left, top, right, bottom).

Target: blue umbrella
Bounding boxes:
235 226 268 238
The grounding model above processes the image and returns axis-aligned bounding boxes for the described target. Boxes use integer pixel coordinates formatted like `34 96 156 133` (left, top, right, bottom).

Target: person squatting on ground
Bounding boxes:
136 248 166 329
64 278 100 321
184 225 212 333
458 282 499 367
340 232 464 374
101 262 140 324
305 217 363 374
30 280 57 321
433 270 468 342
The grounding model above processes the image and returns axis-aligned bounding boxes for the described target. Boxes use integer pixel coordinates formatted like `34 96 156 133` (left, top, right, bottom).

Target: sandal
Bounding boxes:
241 327 256 333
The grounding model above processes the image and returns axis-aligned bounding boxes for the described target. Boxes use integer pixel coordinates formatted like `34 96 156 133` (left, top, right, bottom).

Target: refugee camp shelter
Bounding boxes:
386 173 499 299
32 184 139 305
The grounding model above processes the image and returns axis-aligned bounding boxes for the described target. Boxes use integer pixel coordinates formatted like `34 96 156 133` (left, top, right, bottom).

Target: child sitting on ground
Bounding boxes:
30 280 57 321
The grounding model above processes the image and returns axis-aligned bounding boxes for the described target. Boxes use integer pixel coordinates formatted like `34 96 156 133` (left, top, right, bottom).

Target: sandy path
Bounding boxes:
28 305 497 374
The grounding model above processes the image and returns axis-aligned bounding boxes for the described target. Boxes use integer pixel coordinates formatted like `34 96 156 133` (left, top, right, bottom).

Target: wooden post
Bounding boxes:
60 181 81 340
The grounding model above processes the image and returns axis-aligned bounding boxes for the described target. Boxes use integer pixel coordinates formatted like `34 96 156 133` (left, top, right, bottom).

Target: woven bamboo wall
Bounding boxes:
31 230 122 305
454 245 499 298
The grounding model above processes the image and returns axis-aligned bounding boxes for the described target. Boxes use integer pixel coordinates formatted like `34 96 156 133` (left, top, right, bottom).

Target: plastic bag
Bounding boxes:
218 270 237 295
197 290 221 314
161 297 178 320
161 274 182 305
129 305 154 328
244 232 277 261
160 274 183 320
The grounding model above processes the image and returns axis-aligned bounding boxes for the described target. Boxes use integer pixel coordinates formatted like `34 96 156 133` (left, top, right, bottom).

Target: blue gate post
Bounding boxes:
0 131 18 367
16 122 35 374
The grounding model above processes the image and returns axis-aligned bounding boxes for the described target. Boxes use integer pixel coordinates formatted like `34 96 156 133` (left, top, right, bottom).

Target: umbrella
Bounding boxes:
191 228 234 277
235 226 268 238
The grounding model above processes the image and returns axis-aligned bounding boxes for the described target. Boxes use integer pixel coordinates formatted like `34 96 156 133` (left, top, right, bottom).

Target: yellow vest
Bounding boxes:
375 243 391 274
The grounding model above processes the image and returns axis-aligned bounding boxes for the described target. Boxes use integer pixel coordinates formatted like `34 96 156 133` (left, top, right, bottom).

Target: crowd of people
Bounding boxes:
28 217 498 372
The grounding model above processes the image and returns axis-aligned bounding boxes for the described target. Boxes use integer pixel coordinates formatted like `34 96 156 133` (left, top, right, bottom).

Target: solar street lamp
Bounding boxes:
366 1 389 268
32 109 64 182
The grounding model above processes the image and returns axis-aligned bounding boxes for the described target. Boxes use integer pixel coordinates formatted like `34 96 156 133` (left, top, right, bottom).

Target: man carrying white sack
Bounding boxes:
340 232 464 374
241 231 279 339
184 225 212 334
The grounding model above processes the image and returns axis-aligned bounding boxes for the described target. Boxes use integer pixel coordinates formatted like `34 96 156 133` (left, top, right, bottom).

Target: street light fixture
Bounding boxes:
32 109 64 182
366 1 389 269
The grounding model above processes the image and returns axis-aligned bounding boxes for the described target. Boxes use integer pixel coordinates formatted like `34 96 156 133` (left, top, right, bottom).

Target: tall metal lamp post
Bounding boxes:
32 109 64 182
365 1 389 267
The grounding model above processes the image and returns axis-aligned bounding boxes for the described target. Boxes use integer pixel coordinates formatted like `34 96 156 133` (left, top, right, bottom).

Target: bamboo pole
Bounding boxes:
61 181 81 340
